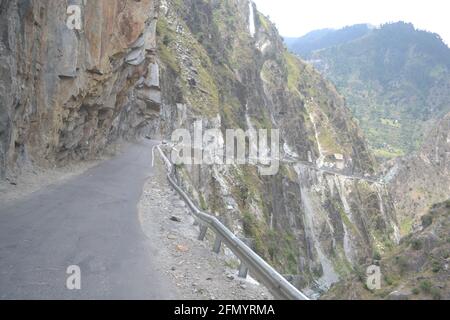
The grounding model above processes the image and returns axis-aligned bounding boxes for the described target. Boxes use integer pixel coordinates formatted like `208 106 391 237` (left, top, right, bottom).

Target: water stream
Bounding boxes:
248 1 256 37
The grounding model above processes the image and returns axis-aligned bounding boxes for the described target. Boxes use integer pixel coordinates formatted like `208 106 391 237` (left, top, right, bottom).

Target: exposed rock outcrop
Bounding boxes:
156 0 398 295
323 200 450 300
0 0 161 179
387 112 450 235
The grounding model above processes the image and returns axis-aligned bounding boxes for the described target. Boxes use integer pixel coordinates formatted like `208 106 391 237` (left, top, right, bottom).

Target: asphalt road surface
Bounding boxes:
0 140 179 299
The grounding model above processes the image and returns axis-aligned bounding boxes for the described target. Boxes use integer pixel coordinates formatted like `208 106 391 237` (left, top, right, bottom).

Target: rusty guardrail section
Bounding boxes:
156 144 309 300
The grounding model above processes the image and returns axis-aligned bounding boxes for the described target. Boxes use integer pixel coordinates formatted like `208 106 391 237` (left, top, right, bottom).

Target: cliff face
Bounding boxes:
387 112 450 235
322 112 450 300
156 0 399 294
0 0 160 179
324 200 450 300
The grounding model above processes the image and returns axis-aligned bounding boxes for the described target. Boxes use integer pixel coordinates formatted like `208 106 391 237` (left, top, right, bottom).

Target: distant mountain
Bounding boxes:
287 25 371 59
286 22 450 159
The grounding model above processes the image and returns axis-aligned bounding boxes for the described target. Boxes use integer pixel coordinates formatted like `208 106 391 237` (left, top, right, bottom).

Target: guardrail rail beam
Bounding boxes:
156 144 310 301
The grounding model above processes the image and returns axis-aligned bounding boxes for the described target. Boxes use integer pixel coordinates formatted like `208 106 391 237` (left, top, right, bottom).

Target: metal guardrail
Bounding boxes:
155 144 309 300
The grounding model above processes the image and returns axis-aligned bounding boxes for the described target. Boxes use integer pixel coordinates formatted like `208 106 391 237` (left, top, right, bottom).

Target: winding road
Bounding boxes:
0 140 179 299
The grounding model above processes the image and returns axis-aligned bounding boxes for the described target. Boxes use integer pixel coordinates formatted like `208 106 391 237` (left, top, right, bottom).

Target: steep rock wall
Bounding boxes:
0 0 160 179
387 112 450 234
156 0 399 295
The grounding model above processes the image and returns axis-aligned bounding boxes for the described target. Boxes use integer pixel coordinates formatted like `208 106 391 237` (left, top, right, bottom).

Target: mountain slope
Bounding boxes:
156 0 398 295
0 0 402 298
287 22 450 159
386 111 450 235
324 112 450 300
323 200 450 300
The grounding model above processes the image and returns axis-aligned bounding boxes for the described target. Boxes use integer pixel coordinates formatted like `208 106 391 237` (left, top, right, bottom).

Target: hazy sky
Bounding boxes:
252 0 450 45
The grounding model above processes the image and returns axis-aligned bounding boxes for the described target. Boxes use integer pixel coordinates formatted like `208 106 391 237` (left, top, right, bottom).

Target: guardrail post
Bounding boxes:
198 225 208 241
212 235 222 254
238 237 253 279
238 262 249 279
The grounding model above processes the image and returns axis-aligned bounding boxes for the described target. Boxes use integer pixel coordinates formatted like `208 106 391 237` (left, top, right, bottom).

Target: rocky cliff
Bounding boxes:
0 0 160 180
322 111 450 300
155 0 399 295
324 200 450 300
386 112 450 235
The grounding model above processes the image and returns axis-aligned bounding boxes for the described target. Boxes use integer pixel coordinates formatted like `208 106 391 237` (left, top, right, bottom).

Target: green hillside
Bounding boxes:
287 22 450 159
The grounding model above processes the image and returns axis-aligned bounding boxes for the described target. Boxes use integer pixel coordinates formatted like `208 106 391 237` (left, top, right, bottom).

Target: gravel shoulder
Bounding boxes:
139 154 273 300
